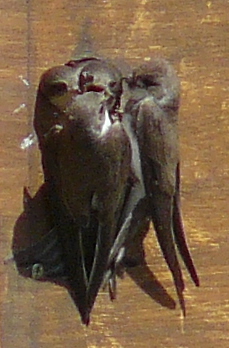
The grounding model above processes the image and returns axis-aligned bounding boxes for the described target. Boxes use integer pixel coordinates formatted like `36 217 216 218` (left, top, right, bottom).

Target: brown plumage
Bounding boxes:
34 58 133 324
16 57 199 324
121 58 199 315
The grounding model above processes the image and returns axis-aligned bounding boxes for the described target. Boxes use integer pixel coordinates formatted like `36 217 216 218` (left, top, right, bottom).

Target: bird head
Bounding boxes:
38 65 81 111
35 60 123 144
79 60 122 113
130 58 180 109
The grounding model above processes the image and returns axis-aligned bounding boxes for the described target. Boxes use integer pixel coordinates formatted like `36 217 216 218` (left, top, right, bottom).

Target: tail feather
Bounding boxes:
150 193 186 315
173 164 199 287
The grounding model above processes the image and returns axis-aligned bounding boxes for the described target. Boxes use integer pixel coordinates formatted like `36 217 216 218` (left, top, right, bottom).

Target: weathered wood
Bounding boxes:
1 0 229 347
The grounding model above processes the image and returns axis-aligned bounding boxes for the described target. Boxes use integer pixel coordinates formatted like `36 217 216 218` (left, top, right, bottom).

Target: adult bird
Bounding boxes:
34 57 134 324
120 58 199 315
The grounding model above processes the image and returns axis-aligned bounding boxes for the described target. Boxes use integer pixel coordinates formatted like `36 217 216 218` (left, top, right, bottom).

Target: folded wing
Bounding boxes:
123 59 199 314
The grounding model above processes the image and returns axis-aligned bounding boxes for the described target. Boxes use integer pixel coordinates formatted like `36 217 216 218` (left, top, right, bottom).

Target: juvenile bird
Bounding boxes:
34 58 134 324
120 58 199 315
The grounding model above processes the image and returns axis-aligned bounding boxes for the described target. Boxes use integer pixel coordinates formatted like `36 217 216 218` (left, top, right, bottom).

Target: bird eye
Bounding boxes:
49 81 68 96
79 72 94 91
140 74 160 88
109 81 117 88
84 72 94 84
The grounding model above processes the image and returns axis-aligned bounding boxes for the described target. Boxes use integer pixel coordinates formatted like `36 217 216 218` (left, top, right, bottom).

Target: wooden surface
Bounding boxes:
1 0 229 347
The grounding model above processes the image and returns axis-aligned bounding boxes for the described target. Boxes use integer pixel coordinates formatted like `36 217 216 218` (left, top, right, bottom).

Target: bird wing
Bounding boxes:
135 94 199 314
173 163 199 287
106 112 146 264
34 81 90 323
136 97 186 313
102 112 147 296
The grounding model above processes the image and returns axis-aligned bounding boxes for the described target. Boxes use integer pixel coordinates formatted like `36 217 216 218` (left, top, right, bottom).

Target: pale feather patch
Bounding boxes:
19 75 30 87
20 133 38 149
100 108 112 136
44 124 64 139
13 103 26 114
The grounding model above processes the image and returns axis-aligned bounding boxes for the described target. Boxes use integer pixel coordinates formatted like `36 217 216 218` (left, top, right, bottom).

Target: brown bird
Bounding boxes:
17 56 199 324
120 58 199 315
34 57 136 324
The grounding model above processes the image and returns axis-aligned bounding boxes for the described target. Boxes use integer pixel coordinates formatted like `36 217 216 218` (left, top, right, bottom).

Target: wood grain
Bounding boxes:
1 0 229 347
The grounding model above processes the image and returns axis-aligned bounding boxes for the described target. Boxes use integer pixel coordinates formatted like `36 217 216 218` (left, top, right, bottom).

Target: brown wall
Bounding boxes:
1 1 229 347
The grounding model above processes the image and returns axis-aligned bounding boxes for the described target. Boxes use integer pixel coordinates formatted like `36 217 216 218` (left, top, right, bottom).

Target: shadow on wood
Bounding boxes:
12 185 176 321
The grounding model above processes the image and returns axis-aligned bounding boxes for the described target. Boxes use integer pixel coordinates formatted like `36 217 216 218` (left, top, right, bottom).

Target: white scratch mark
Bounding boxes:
13 103 26 114
20 133 38 150
19 75 30 87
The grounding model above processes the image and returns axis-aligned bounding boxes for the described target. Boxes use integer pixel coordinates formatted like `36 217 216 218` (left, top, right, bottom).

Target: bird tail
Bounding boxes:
172 165 200 287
